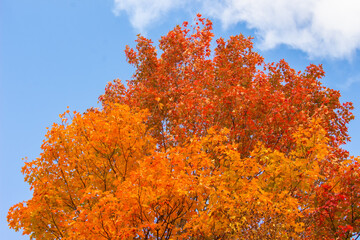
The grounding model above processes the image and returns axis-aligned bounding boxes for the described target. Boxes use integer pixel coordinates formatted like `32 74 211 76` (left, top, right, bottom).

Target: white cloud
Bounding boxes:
113 0 360 59
113 0 185 32
204 0 360 59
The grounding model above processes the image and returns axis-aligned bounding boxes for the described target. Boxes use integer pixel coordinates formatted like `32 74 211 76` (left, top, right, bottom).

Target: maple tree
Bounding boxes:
8 15 360 239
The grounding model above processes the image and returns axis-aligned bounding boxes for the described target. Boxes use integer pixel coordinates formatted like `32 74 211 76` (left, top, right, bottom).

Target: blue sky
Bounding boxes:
1 0 360 239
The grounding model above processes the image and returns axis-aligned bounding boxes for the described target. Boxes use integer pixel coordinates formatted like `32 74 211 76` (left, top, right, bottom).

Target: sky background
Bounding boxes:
1 0 360 239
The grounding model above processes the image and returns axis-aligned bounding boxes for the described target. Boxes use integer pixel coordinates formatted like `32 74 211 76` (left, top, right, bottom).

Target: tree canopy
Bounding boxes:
8 15 360 239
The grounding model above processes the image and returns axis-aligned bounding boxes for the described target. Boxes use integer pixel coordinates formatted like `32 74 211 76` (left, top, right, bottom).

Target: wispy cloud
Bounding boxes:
113 0 360 59
338 74 360 90
113 0 186 32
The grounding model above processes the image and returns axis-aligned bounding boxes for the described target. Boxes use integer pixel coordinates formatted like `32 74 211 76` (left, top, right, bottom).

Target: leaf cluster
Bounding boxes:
8 15 360 239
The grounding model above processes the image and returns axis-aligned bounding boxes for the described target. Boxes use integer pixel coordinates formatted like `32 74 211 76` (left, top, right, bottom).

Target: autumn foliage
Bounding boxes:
8 15 360 239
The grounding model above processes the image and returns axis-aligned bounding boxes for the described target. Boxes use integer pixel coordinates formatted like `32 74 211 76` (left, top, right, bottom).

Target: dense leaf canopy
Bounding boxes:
8 15 360 239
